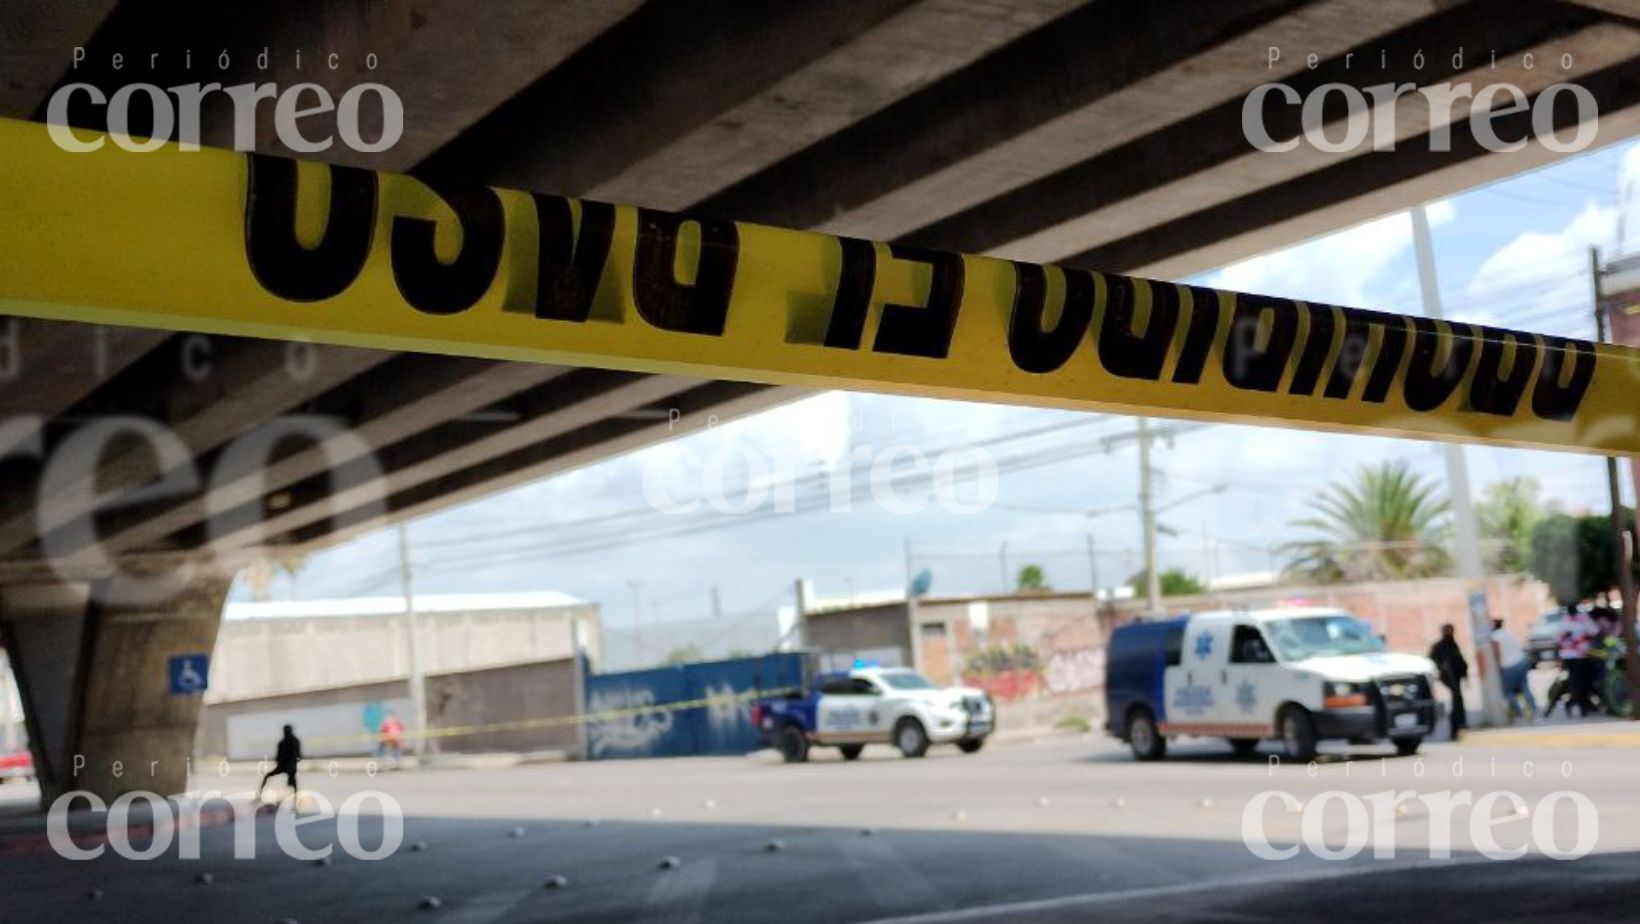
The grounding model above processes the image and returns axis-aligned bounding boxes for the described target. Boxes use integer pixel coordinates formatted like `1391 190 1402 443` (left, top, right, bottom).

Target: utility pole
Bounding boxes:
905 539 920 670
1138 418 1161 613
396 523 431 756
710 585 722 620
1086 533 1100 605
1412 204 1501 728
794 578 811 650
1591 247 1640 719
998 542 1010 594
1201 521 1214 587
627 580 643 667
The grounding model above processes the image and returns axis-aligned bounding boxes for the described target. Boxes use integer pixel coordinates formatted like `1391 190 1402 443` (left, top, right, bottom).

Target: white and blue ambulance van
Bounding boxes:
1105 608 1439 761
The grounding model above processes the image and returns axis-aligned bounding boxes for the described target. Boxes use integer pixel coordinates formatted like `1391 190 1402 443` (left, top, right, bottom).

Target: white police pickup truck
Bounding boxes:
1105 608 1439 761
753 666 995 762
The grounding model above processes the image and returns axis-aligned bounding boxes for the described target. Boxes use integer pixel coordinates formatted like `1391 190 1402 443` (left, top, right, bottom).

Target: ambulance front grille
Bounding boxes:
1375 674 1430 708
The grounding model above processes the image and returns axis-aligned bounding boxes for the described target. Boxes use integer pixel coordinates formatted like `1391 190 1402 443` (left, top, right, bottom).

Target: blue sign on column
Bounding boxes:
168 654 210 695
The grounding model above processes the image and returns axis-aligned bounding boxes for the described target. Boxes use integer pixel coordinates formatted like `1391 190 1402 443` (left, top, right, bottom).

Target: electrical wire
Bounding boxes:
416 424 1203 573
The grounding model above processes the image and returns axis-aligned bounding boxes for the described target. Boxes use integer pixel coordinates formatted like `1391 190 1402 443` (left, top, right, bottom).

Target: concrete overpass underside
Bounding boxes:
0 0 1636 805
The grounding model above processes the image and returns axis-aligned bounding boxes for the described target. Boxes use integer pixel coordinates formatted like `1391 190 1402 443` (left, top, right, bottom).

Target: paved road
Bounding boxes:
2 733 1636 923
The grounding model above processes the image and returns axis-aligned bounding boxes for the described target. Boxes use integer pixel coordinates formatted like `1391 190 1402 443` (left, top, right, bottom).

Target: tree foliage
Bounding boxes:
1529 510 1635 606
1015 564 1051 593
1475 477 1543 575
1128 567 1207 597
1282 460 1451 584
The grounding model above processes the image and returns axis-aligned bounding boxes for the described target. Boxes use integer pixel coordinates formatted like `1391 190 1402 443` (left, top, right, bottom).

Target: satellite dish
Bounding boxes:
909 568 933 598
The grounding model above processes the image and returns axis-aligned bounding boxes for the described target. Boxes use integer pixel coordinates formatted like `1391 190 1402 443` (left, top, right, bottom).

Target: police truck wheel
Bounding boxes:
838 744 864 761
957 737 985 754
1392 736 1422 756
894 719 930 758
1280 706 1317 762
1127 707 1165 761
1228 737 1259 756
777 725 810 763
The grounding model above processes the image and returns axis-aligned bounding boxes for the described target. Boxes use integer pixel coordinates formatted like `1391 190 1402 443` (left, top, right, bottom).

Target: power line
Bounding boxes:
409 413 1118 553
416 423 1207 573
1442 268 1588 306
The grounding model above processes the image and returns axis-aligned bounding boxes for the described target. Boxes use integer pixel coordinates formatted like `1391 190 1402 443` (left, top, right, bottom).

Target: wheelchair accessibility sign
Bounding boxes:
168 654 210 695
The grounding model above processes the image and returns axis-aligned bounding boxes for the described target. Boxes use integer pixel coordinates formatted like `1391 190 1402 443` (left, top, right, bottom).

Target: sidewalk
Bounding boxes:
1460 715 1640 749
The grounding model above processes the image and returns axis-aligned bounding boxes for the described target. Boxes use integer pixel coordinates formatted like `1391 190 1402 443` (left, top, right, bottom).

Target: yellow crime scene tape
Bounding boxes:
0 116 1635 454
301 685 801 750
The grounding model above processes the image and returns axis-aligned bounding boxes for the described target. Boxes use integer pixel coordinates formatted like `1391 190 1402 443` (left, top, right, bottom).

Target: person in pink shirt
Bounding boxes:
378 712 406 767
1558 608 1599 717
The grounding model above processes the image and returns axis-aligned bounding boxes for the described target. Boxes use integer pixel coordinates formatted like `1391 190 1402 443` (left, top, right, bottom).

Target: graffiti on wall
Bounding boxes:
583 652 806 759
702 682 748 739
585 686 675 758
962 643 1041 701
1043 647 1105 696
947 619 1107 704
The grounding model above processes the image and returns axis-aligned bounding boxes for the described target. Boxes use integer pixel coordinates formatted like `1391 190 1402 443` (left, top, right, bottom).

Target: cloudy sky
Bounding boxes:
238 138 1640 646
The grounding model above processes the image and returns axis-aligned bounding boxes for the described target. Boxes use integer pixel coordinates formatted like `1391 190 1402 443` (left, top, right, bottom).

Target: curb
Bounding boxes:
1463 731 1640 749
199 748 574 775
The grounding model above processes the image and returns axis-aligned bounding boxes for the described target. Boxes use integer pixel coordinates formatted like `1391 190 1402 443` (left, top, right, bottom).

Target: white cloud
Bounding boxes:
1202 210 1416 310
1456 200 1616 330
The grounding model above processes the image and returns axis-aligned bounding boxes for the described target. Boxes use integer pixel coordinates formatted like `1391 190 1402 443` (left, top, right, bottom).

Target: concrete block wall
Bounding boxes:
196 678 409 760
426 657 582 755
802 602 913 667
198 656 583 759
912 593 1109 733
207 602 599 702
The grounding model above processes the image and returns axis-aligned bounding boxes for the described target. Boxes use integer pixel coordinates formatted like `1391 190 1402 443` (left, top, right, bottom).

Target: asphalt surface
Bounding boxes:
2 731 1637 923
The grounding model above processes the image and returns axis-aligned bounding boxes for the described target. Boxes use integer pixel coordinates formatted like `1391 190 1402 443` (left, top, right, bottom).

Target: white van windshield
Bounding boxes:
1264 614 1385 660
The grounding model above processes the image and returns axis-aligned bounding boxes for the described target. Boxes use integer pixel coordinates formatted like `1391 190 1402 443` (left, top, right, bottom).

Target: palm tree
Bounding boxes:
1282 460 1452 584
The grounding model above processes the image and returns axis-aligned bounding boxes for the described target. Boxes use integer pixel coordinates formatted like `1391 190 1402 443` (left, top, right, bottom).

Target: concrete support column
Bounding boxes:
0 569 230 808
0 581 92 802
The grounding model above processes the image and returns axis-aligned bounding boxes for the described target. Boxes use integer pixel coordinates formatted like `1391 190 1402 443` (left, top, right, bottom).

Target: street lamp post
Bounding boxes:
1138 418 1161 614
1412 204 1502 729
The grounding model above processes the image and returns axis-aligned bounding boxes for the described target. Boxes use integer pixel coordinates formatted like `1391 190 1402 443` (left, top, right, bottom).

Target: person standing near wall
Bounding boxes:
379 712 406 768
1491 619 1536 722
1429 624 1469 740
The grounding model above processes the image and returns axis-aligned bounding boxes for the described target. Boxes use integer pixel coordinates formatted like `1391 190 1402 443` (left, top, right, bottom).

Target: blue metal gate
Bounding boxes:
583 652 804 759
